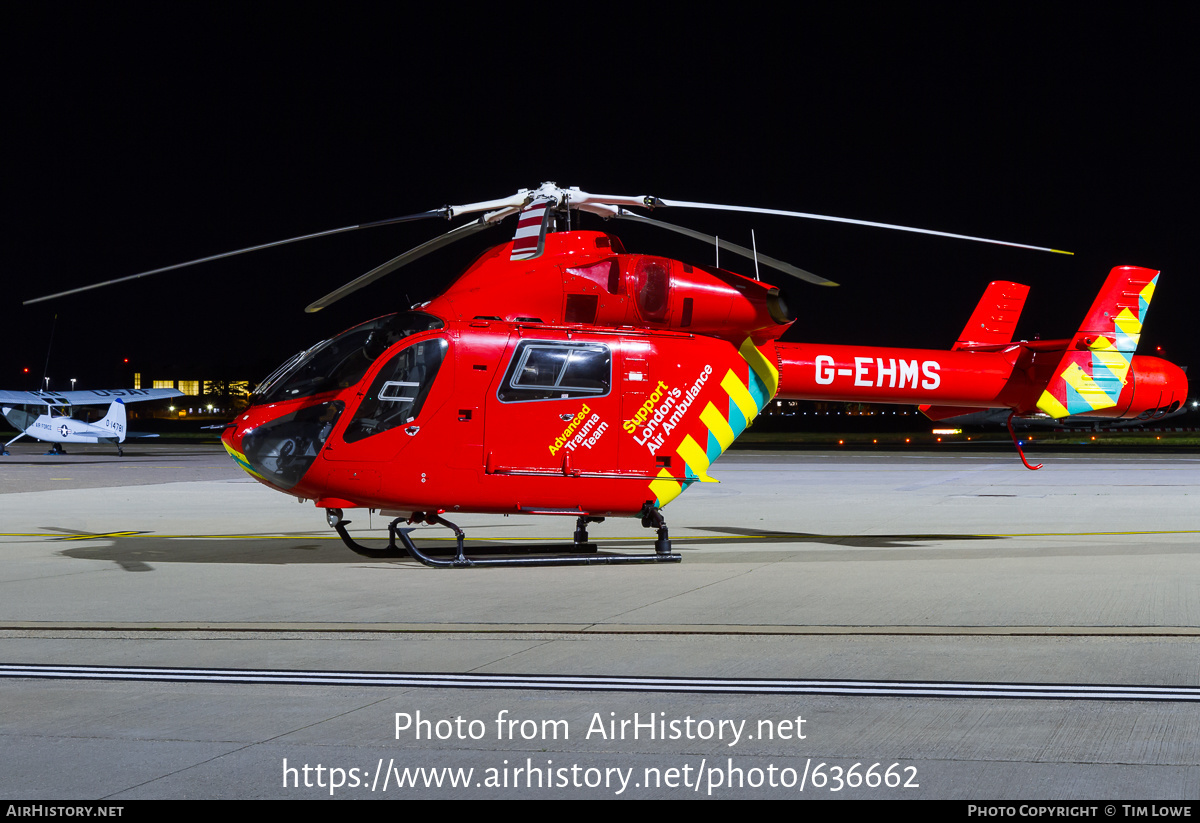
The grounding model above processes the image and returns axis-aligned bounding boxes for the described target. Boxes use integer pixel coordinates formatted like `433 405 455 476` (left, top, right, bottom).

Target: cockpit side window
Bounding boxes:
254 312 443 404
342 337 448 443
497 341 611 403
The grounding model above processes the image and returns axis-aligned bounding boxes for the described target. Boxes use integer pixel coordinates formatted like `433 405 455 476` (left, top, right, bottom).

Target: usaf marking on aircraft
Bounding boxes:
1 388 182 455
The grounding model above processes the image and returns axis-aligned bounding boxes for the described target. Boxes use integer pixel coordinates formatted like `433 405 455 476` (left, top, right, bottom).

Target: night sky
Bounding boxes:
5 7 1196 395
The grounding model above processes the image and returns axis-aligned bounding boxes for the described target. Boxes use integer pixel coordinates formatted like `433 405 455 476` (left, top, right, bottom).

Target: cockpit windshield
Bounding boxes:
252 312 443 404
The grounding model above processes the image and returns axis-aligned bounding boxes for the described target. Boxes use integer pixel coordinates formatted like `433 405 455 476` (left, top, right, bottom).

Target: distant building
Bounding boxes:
132 373 251 416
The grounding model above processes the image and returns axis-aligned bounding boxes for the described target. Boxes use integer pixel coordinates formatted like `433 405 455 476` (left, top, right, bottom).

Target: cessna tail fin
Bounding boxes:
953 280 1030 350
97 398 128 442
1035 266 1159 419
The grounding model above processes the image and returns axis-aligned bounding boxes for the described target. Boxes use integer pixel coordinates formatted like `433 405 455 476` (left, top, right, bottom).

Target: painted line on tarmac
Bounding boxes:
4 529 1200 541
5 623 1200 636
3 664 1200 702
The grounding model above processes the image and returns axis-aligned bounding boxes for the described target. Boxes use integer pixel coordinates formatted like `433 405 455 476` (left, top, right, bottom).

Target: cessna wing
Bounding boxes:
0 388 183 406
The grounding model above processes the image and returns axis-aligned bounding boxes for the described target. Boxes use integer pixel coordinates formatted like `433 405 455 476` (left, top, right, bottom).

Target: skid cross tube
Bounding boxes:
331 518 406 558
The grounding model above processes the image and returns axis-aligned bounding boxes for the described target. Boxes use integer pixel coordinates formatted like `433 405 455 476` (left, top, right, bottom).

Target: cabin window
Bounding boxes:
497 341 611 403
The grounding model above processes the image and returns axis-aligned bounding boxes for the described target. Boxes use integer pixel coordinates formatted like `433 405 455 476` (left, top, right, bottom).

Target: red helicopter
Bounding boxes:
27 183 1189 566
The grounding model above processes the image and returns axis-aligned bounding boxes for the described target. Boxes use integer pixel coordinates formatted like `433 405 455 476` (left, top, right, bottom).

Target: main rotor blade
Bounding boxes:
22 208 448 306
446 191 531 219
304 209 515 313
652 198 1073 255
613 209 838 286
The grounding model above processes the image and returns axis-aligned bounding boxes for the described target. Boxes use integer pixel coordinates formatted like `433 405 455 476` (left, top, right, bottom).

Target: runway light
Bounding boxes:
937 437 942 442
838 439 844 445
905 438 910 443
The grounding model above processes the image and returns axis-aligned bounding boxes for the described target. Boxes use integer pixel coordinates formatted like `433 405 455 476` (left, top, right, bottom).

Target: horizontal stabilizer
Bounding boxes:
953 281 1029 349
919 404 990 421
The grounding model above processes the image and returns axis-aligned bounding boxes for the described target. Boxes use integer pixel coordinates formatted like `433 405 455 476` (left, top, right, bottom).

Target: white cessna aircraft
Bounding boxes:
1 388 183 455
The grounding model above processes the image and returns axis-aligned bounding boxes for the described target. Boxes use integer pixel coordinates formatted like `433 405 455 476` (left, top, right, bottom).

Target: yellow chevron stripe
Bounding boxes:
1140 278 1156 303
721 369 758 422
677 434 717 483
649 469 684 507
700 402 735 451
738 338 779 398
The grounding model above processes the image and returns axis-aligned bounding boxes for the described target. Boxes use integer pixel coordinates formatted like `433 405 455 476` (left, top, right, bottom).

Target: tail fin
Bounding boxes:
1035 266 1159 418
953 280 1030 350
98 398 127 442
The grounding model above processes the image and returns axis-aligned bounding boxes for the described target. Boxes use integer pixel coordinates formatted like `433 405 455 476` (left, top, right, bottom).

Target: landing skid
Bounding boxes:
326 508 681 567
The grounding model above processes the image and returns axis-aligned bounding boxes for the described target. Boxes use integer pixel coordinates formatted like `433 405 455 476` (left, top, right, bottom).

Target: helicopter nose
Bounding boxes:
223 400 344 491
221 415 261 479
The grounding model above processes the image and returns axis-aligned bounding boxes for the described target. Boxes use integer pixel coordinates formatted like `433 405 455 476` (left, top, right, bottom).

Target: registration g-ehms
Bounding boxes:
25 183 1188 566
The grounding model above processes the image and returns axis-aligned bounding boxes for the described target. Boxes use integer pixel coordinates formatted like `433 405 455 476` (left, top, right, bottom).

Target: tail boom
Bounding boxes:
771 266 1185 422
771 345 1186 420
773 342 1024 408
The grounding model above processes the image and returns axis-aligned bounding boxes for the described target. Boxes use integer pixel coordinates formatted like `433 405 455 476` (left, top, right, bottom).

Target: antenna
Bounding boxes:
715 236 719 268
751 230 760 281
41 314 57 391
